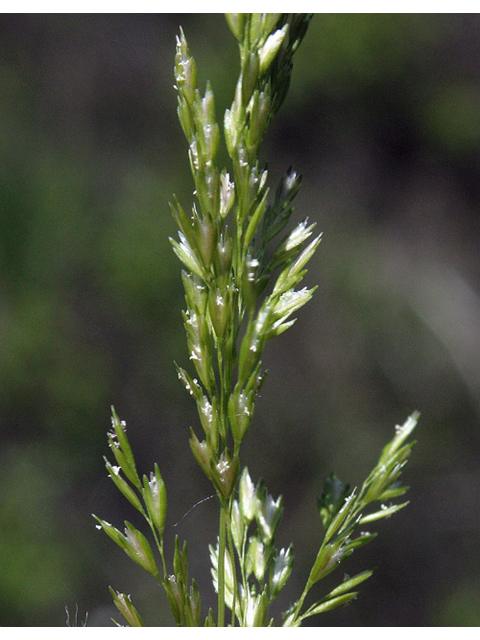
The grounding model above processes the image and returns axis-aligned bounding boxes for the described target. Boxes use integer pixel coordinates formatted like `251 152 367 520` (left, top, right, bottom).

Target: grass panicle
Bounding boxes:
93 14 418 627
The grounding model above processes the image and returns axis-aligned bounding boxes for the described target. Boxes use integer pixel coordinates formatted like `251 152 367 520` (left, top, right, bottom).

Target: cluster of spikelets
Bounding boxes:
94 407 418 625
171 14 320 499
93 14 418 627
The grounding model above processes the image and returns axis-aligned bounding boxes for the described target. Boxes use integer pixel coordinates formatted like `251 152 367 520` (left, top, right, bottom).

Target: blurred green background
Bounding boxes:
1 13 480 626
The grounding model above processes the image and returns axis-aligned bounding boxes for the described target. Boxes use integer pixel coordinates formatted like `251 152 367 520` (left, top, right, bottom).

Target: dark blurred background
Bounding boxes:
1 13 480 626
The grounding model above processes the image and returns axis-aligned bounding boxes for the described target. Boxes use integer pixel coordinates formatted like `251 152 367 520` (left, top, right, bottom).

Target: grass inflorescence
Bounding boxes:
93 14 418 627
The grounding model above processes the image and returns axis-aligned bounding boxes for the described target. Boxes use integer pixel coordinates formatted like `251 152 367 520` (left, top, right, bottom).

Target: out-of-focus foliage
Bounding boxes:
0 14 479 626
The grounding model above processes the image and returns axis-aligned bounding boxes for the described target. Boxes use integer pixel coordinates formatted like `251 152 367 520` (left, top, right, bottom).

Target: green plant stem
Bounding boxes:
226 507 238 627
148 521 167 579
288 577 311 625
217 496 228 627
